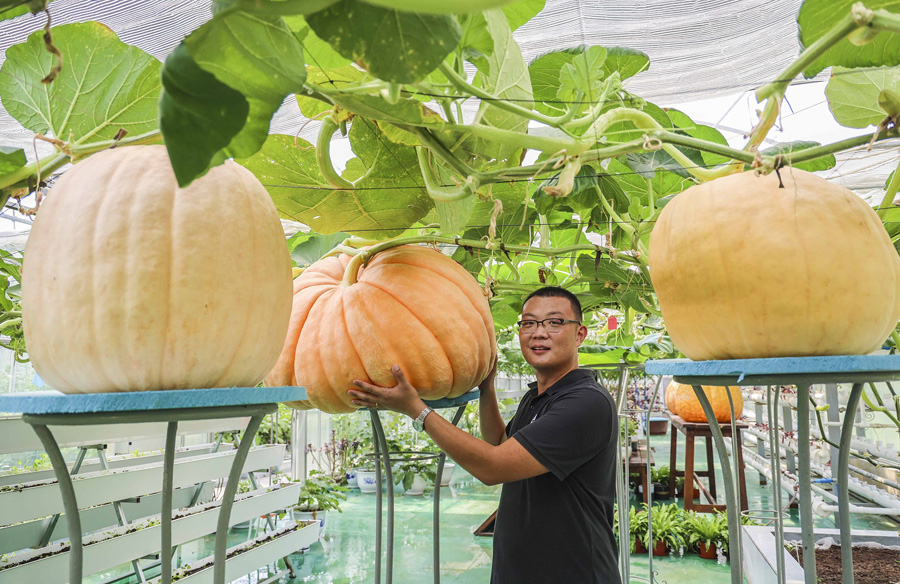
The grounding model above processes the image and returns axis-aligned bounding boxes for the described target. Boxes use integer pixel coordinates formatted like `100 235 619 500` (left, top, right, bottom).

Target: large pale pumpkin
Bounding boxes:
267 245 496 413
22 145 292 393
649 169 900 360
675 384 743 423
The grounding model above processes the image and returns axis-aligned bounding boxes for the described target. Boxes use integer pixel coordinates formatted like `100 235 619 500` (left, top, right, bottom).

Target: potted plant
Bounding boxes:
651 465 671 499
685 511 728 559
391 458 437 496
293 471 349 541
629 505 649 554
649 503 684 556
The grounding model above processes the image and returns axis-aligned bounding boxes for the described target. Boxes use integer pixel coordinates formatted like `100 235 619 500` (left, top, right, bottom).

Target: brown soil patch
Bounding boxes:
794 546 900 584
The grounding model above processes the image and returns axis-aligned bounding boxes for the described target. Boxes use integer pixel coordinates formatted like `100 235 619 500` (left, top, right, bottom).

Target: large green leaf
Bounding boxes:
285 15 351 69
601 47 649 81
160 45 248 185
161 10 307 185
826 65 900 127
665 108 730 167
237 121 433 238
0 22 160 144
798 0 900 77
609 159 693 206
502 0 544 30
465 9 533 166
557 46 608 104
0 147 26 175
306 0 461 83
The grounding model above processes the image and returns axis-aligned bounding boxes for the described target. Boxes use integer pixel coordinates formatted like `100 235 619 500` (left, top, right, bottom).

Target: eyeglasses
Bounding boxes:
517 318 582 334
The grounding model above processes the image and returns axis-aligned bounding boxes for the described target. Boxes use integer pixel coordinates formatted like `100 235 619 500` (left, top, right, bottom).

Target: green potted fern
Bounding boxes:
649 503 684 556
685 511 728 559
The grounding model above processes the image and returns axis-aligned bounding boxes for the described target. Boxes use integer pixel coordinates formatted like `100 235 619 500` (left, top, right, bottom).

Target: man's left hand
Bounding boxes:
348 365 426 419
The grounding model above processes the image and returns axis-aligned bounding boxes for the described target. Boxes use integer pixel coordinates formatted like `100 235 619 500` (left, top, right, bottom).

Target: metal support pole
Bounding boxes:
28 423 84 584
432 406 466 584
692 384 743 584
38 445 89 547
213 413 265 584
825 383 842 527
767 385 786 584
838 383 864 584
795 383 817 584
370 410 395 584
161 421 179 584
372 417 382 584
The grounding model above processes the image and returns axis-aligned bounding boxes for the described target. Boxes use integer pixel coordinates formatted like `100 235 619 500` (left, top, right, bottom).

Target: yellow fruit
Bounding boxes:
665 380 681 415
22 146 292 393
649 169 900 360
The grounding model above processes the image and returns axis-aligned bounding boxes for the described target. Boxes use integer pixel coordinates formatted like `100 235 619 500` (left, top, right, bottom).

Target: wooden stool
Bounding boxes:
625 446 654 503
667 413 749 513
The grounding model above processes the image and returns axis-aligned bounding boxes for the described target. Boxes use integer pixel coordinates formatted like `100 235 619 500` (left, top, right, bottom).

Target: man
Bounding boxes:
347 286 620 584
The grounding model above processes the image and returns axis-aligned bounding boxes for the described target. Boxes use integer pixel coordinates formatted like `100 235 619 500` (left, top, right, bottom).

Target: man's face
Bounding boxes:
518 295 587 372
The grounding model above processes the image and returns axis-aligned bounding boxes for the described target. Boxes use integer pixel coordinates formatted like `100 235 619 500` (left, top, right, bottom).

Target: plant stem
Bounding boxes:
438 62 564 127
444 123 588 156
400 125 477 179
756 10 867 102
340 251 369 287
317 117 354 189
879 156 900 220
415 147 474 202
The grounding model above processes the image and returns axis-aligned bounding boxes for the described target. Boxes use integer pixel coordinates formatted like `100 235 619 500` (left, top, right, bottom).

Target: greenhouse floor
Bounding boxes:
88 431 899 584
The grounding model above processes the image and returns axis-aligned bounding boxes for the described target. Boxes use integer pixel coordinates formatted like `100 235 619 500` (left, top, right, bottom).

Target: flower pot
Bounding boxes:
698 541 717 559
346 469 358 488
404 474 427 496
652 483 671 499
648 418 669 435
294 509 327 542
633 539 648 554
653 540 668 556
357 469 379 494
439 463 455 487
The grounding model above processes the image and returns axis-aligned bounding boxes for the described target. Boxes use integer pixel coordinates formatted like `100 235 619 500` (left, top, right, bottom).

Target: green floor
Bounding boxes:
89 430 900 584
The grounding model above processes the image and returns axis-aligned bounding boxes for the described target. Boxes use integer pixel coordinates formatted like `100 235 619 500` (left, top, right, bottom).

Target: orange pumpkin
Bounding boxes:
266 245 496 413
665 380 681 415
675 384 743 423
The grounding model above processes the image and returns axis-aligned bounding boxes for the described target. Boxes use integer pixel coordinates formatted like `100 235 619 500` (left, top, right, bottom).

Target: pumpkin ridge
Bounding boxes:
360 278 457 392
302 288 348 412
212 166 260 388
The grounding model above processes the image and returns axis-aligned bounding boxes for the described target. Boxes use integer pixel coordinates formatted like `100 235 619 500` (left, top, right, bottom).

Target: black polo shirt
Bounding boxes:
491 368 620 584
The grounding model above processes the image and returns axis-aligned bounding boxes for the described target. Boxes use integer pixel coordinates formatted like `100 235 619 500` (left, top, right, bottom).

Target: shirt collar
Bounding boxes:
526 368 595 397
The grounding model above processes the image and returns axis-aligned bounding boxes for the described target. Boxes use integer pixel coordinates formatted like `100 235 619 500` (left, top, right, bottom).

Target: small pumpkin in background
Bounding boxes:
267 245 496 413
22 145 293 393
675 384 743 423
664 380 681 416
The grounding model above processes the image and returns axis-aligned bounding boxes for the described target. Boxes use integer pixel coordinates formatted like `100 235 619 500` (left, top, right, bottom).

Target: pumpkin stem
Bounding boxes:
341 251 369 287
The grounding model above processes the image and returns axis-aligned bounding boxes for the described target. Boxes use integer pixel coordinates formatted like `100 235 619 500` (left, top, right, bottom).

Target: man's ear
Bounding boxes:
576 324 588 345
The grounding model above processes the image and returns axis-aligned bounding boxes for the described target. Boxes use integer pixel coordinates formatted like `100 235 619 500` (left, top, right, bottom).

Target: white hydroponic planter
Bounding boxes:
0 485 299 584
0 444 284 526
147 522 318 584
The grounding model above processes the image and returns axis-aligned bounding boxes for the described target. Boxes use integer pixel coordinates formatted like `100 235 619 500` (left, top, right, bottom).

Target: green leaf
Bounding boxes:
213 0 339 15
665 108 730 167
557 46 607 104
601 47 649 81
285 16 352 69
435 197 477 234
160 45 249 186
0 147 26 175
578 346 626 365
465 9 533 166
306 0 461 83
160 10 308 185
757 141 836 172
502 0 544 31
459 13 494 61
237 121 433 238
609 159 693 206
826 65 900 128
0 0 50 23
529 50 576 116
0 22 161 143
288 231 349 267
798 0 900 77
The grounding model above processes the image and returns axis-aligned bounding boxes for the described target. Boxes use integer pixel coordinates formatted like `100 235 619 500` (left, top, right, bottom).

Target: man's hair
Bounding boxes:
523 286 583 320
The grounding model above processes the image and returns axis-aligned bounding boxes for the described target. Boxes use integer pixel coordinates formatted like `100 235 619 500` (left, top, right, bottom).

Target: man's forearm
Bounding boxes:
479 384 507 446
423 409 509 485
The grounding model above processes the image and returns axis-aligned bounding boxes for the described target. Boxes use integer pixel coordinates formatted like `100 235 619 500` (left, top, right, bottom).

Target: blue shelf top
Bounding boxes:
0 386 307 415
645 355 900 384
423 389 480 409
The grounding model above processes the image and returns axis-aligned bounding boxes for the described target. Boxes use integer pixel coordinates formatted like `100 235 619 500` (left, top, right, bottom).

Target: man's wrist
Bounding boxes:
407 400 428 419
